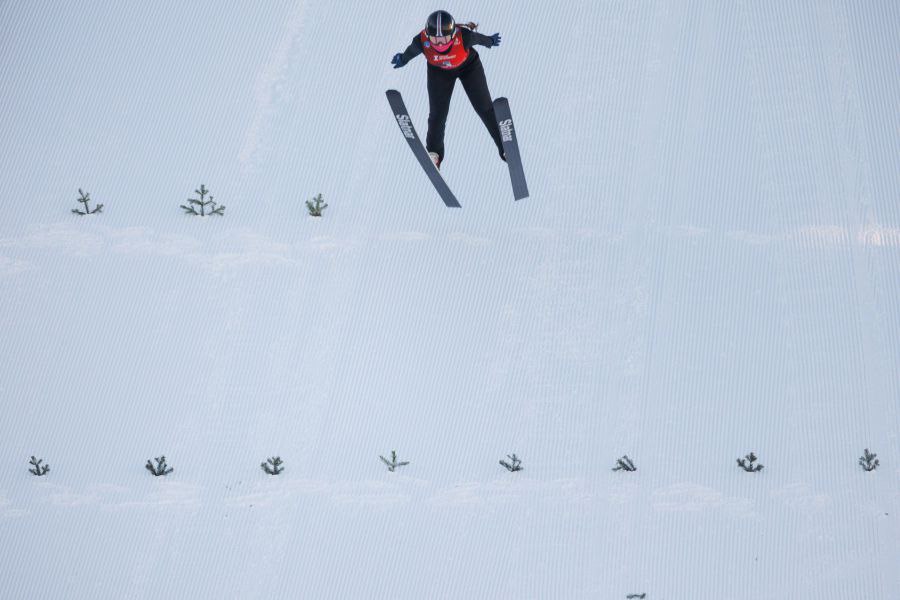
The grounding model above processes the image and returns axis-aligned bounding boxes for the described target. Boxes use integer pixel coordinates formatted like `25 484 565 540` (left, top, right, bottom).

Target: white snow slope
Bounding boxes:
1 1 898 598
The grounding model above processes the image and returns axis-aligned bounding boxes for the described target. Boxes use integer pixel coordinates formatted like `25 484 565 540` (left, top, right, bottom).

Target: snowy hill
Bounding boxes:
1 1 898 598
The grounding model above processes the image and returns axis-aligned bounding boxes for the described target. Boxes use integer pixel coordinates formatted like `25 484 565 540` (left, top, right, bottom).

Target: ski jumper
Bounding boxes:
397 27 504 162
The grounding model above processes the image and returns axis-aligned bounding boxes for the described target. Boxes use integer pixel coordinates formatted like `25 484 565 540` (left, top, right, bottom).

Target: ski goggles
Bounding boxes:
427 33 454 47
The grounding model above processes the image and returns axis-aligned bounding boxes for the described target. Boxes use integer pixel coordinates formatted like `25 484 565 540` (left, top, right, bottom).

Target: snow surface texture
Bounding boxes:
1 1 898 598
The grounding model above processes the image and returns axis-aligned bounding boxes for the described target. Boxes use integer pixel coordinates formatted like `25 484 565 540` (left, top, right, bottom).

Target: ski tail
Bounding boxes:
386 89 460 208
493 97 529 200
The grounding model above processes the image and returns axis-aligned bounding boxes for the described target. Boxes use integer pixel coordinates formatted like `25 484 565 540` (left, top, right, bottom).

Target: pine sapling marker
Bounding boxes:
613 455 636 472
379 450 409 472
146 456 174 476
499 454 523 472
858 448 879 472
261 456 284 475
28 456 50 476
737 452 763 472
306 193 328 217
72 188 103 216
181 184 224 216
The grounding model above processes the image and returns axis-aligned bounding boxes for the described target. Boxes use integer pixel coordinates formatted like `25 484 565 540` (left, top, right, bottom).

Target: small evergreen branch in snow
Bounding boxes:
379 450 409 472
626 594 647 599
499 454 523 472
72 188 103 216
858 448 879 472
181 184 224 216
261 456 284 475
145 456 173 476
28 456 50 476
737 452 763 472
613 455 636 472
306 193 328 217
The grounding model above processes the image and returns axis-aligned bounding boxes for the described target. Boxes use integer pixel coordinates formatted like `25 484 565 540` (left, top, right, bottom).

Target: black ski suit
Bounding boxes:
396 28 504 163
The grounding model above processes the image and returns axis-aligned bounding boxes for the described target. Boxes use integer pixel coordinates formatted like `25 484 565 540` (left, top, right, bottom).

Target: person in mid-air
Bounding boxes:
391 10 503 170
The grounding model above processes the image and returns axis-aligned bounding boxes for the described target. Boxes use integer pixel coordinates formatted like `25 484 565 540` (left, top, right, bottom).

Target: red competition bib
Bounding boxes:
419 29 469 70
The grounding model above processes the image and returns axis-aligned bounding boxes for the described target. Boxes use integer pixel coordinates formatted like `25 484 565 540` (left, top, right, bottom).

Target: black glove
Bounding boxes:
489 33 501 47
391 53 406 68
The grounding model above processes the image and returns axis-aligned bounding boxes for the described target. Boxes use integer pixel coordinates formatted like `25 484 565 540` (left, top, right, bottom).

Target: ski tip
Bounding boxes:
386 89 400 97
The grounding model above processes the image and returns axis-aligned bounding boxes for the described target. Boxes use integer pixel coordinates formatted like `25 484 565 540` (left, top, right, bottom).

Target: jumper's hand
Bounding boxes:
489 33 501 47
391 53 406 68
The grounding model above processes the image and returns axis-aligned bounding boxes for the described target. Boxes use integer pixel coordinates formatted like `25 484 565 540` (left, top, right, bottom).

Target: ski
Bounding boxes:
493 97 529 200
386 89 460 208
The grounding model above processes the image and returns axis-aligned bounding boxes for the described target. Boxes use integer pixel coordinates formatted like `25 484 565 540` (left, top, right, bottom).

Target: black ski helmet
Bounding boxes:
426 10 455 38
